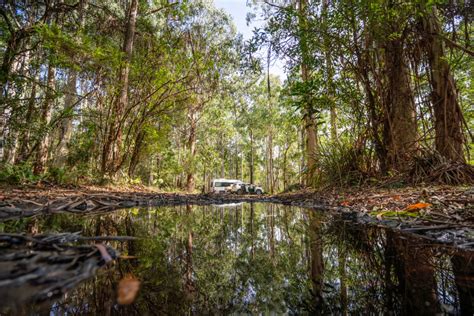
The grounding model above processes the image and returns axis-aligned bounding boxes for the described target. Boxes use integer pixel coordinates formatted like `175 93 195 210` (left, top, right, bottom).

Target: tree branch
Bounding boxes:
439 34 474 57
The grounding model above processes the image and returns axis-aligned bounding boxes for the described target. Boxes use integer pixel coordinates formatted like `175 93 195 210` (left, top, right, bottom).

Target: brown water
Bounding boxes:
0 203 472 315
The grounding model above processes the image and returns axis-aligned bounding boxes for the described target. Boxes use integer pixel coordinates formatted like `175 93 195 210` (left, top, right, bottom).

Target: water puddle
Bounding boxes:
0 203 472 315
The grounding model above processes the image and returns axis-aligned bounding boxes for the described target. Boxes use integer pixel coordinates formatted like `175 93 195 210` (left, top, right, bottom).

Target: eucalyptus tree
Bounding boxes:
416 3 470 163
176 0 239 192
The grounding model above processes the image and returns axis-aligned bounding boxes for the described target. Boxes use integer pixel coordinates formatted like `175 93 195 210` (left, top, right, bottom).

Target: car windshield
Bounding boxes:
213 182 233 187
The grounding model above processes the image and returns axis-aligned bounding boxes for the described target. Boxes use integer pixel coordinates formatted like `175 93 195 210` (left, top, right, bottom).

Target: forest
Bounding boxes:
0 0 473 314
0 0 471 193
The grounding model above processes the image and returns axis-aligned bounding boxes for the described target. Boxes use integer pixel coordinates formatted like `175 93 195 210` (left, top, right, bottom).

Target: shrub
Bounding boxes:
409 149 474 185
314 139 369 187
0 163 40 184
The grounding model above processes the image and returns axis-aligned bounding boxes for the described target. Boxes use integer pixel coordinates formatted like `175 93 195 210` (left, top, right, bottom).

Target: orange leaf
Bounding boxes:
119 255 138 260
340 201 350 206
117 274 140 305
404 202 432 212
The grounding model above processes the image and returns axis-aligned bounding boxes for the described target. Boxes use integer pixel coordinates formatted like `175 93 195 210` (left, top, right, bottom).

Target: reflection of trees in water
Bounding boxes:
306 210 324 314
452 253 474 315
184 204 196 301
386 232 440 315
327 218 469 315
3 205 469 314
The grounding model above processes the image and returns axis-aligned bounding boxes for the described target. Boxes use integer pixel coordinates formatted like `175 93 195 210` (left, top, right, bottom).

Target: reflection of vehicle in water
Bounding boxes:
230 183 264 195
211 179 243 193
213 203 243 208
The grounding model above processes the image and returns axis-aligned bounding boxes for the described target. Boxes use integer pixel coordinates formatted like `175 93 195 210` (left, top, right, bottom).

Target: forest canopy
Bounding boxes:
0 0 472 192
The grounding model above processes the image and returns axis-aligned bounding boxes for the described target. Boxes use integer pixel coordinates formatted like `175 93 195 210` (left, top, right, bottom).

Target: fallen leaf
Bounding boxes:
117 274 140 305
404 202 432 212
340 200 350 206
119 255 138 259
95 243 113 263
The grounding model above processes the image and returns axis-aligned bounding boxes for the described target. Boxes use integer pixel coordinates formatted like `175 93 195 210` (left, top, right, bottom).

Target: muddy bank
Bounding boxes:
0 185 472 249
0 191 279 221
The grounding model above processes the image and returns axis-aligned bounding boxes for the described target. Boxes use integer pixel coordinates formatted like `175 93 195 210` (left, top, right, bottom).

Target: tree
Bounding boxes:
419 4 466 162
101 0 138 176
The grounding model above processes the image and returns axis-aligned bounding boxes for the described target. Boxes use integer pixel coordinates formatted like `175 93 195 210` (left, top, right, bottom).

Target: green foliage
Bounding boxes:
1 0 471 191
0 163 39 184
315 139 368 187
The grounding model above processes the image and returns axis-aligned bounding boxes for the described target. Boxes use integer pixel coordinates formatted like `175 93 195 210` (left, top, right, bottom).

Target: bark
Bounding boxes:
322 0 337 142
382 34 417 171
220 135 225 178
55 1 86 166
186 106 197 192
3 52 26 164
299 0 318 187
102 0 138 175
34 63 55 175
56 70 77 165
249 129 254 184
16 72 38 163
421 6 465 162
0 34 22 162
282 142 289 191
266 132 274 193
299 125 305 185
128 130 145 178
353 12 389 173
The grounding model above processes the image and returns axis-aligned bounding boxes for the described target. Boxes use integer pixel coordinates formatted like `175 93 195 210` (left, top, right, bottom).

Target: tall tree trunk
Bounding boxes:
186 106 197 192
55 0 87 167
220 135 225 178
382 34 417 171
3 51 27 164
102 0 138 175
249 129 254 184
128 129 145 178
420 6 465 162
266 133 274 193
34 63 55 175
56 70 77 166
0 35 23 162
16 72 38 163
353 13 388 173
322 0 337 142
282 141 290 191
299 0 318 187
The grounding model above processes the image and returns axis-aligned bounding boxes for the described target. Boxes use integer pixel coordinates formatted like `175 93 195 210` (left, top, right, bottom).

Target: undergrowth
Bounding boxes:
409 149 474 185
313 139 370 187
0 163 93 186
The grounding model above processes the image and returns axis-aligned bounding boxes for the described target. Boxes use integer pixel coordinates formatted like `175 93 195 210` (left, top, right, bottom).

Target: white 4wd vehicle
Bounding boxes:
230 183 264 195
211 179 243 193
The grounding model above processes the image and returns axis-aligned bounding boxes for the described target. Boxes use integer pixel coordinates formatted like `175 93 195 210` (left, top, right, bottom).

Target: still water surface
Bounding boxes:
1 203 472 315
